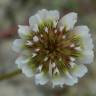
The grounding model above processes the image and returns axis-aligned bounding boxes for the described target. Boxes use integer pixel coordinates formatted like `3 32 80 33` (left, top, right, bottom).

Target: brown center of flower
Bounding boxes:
25 25 81 74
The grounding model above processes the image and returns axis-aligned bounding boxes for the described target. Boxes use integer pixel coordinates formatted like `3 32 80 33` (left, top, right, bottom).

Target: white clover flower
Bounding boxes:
12 9 94 88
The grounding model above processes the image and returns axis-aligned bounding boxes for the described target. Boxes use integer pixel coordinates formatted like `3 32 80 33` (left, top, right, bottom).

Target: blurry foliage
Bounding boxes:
84 93 96 96
64 0 79 9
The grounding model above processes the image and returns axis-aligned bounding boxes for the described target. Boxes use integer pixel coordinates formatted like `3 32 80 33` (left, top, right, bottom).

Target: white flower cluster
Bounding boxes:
13 9 94 88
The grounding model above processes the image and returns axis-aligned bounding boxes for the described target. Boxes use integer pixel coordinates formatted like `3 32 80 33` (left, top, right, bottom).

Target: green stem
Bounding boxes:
0 69 22 81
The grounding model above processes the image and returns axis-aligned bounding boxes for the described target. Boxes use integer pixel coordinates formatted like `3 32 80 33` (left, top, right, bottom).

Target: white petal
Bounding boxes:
47 10 60 21
79 50 94 64
52 77 65 88
74 25 89 35
73 26 94 64
22 65 33 77
15 56 33 77
37 9 60 21
37 65 42 72
31 24 38 32
73 26 94 50
53 72 78 87
64 72 78 86
29 9 48 31
18 25 31 39
15 56 29 68
37 9 48 20
47 10 60 24
12 39 31 55
58 12 77 31
29 14 41 32
29 14 41 26
71 64 88 78
35 72 48 85
29 9 60 31
12 39 24 52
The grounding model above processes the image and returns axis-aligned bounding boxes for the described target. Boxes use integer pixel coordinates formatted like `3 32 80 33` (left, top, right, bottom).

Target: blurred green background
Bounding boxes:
0 0 96 96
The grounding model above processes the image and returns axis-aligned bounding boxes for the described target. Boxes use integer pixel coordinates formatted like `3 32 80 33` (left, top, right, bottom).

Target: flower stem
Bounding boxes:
0 69 22 81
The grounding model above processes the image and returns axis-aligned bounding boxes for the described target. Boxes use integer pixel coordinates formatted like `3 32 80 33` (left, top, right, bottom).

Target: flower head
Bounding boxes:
13 9 94 88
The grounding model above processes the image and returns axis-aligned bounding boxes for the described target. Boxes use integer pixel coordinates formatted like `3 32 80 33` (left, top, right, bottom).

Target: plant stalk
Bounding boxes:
0 69 22 81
